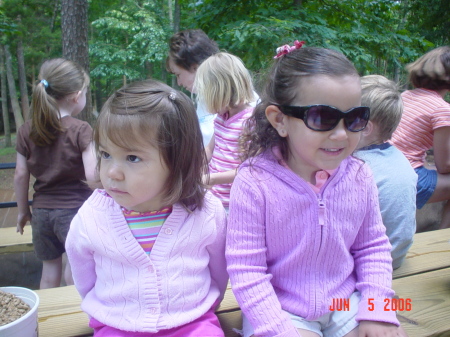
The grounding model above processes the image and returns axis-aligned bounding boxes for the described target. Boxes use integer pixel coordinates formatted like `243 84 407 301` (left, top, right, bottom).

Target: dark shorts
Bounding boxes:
415 166 438 209
31 208 79 261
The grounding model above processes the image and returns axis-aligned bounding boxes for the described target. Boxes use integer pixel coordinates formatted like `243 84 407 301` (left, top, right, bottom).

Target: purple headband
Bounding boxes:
274 40 305 59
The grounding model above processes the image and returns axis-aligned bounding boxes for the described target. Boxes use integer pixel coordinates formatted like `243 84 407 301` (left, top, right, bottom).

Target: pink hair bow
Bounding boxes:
274 40 305 59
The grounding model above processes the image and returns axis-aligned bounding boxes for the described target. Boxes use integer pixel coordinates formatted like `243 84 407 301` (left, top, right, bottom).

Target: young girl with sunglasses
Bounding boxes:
66 80 228 336
226 42 406 337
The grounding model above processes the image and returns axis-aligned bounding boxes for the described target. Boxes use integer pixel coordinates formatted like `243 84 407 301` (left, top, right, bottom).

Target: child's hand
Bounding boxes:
16 212 32 235
358 321 408 337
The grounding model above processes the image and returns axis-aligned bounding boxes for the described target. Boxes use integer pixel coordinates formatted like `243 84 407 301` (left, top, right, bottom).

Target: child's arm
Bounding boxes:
205 134 215 163
358 321 408 337
226 174 301 337
432 126 450 174
82 141 100 188
13 153 31 235
207 169 237 186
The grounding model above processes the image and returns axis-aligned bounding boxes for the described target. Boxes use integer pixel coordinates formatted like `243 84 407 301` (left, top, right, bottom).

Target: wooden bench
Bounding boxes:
36 283 241 337
0 226 33 254
4 228 450 336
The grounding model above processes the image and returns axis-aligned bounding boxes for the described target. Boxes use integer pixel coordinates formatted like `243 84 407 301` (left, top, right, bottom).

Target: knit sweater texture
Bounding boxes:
226 151 399 337
66 189 228 333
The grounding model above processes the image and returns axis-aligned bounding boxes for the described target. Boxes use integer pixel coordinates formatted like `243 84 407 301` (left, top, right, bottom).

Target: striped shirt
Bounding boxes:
122 207 172 255
210 107 253 207
390 88 450 168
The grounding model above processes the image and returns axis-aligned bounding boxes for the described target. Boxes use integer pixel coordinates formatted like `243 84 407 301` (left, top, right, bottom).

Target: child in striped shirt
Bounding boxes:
194 52 256 210
66 79 228 337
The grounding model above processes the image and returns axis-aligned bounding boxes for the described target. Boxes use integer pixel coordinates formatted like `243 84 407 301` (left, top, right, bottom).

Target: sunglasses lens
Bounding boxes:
346 107 370 131
306 106 340 131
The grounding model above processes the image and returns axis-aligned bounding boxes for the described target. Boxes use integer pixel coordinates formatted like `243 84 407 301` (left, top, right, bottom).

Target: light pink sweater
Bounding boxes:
66 189 228 333
226 151 399 337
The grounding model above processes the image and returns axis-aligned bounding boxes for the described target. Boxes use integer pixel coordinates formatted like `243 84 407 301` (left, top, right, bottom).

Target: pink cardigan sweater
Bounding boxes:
226 151 399 337
66 189 228 333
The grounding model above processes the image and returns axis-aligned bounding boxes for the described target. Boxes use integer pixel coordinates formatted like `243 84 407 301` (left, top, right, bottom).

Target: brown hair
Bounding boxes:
407 46 450 90
30 58 89 146
94 79 207 209
167 29 219 72
241 46 358 161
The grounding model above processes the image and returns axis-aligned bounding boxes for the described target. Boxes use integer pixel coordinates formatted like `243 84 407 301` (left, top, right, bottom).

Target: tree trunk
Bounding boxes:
4 45 24 131
51 0 60 33
94 79 102 118
17 39 30 121
168 0 173 28
173 0 180 34
0 46 11 147
170 0 180 88
61 0 94 124
145 61 153 79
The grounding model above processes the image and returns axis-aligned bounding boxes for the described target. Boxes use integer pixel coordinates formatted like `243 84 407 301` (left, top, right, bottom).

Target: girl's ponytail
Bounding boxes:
29 58 89 146
30 80 64 146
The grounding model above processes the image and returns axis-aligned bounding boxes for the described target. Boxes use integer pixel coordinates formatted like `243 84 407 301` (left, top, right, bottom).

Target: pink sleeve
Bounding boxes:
226 173 300 337
431 105 450 130
206 197 229 302
65 210 97 299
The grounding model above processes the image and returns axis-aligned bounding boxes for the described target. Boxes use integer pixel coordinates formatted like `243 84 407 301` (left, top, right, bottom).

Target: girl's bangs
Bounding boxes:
99 112 158 150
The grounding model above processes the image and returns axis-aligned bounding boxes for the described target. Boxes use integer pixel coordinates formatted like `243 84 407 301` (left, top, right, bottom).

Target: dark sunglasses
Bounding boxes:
274 104 370 132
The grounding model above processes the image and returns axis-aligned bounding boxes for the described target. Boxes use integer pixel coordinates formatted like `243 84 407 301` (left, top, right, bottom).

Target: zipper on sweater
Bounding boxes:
318 198 325 226
314 196 326 317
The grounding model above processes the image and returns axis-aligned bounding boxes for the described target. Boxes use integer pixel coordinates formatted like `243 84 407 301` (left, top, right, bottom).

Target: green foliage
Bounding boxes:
0 0 448 121
192 0 433 82
90 0 171 87
2 0 63 72
0 15 19 38
405 0 450 45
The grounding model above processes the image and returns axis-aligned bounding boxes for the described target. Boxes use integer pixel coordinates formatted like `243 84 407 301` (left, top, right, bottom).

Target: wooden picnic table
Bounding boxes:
28 228 450 336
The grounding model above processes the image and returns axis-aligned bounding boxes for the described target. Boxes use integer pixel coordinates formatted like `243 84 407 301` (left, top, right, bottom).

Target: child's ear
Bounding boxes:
362 120 374 137
266 105 288 138
74 90 82 103
66 91 81 104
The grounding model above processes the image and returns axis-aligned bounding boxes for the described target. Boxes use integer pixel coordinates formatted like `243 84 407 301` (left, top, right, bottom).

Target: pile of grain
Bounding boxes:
0 290 31 326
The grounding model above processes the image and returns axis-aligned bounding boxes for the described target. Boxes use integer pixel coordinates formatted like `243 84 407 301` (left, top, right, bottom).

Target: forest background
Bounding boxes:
0 0 449 149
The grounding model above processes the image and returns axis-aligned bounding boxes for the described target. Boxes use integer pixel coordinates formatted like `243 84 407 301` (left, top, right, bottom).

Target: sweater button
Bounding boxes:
150 307 157 314
164 228 173 235
148 266 154 273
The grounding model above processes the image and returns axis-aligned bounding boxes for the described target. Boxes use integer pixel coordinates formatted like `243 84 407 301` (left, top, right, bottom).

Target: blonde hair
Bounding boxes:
194 52 255 114
406 46 450 90
361 75 403 142
94 79 207 209
30 58 89 146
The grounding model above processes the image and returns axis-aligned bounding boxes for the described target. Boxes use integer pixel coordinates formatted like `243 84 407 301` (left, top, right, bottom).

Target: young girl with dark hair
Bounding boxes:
226 42 406 337
66 79 228 337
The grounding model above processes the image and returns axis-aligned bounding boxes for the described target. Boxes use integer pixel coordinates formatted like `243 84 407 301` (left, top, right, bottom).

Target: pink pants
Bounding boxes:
89 308 224 337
